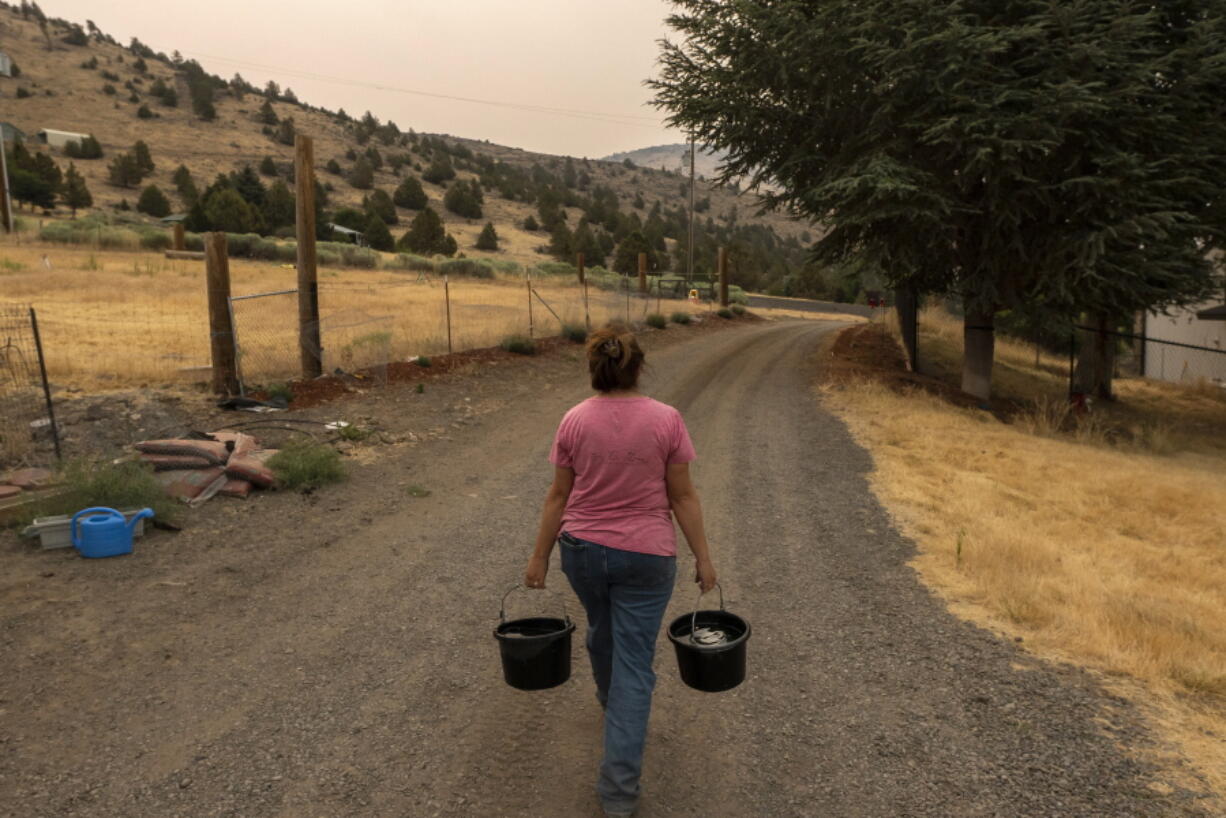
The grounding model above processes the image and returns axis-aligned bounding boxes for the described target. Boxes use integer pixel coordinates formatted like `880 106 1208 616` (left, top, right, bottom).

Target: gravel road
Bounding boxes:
0 320 1210 817
747 294 872 318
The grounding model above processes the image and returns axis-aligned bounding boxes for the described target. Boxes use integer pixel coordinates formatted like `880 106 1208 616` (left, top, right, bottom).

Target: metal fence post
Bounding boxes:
28 307 61 461
527 272 535 339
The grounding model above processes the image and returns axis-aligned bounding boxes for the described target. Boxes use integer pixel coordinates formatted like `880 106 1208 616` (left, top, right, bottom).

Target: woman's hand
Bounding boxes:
694 558 717 593
525 554 549 589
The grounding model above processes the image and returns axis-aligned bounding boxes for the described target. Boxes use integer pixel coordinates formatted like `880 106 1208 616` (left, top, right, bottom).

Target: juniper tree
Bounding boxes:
393 175 428 210
653 0 1226 400
136 184 171 218
348 158 375 190
475 222 499 251
399 206 456 256
131 140 154 174
61 163 92 215
364 213 395 252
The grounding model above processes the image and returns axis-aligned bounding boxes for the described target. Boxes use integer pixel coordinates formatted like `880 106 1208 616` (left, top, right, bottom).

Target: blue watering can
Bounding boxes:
70 507 154 559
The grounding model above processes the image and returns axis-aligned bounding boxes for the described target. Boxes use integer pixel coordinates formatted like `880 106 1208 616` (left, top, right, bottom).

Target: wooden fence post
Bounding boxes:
576 252 585 284
173 222 185 251
638 252 647 294
295 134 322 379
205 232 240 395
718 247 729 307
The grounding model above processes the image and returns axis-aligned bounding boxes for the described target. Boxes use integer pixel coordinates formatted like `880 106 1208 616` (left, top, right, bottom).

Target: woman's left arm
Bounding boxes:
525 466 575 589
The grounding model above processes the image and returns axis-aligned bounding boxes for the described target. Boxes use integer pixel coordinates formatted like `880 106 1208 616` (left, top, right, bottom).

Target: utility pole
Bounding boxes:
0 132 13 234
687 136 696 283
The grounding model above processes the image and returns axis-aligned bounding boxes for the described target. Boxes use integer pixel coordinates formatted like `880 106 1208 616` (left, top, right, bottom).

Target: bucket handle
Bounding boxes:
500 583 570 625
689 582 725 644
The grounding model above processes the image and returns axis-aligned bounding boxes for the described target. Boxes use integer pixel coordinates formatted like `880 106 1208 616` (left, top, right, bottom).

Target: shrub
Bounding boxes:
415 356 432 367
389 253 435 273
501 335 536 355
443 179 482 218
364 213 395 252
533 261 578 277
561 323 587 343
268 438 346 492
17 86 32 99
139 231 172 250
259 156 278 177
136 104 154 119
717 307 734 319
670 311 692 325
316 241 379 269
17 459 179 527
731 304 747 316
646 313 667 329
438 258 495 279
101 83 116 96
325 158 342 175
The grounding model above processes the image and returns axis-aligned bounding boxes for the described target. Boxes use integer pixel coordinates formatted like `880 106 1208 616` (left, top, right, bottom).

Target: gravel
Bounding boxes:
0 319 1211 817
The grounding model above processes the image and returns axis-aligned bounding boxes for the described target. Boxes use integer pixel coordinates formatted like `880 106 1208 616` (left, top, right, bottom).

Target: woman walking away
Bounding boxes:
525 323 717 818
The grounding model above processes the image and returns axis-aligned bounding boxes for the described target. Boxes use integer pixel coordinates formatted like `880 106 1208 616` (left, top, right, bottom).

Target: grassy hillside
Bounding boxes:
0 5 835 295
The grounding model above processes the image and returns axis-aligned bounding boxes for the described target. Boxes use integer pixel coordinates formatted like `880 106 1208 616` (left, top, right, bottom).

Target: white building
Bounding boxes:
0 52 12 78
37 128 93 150
1143 295 1226 386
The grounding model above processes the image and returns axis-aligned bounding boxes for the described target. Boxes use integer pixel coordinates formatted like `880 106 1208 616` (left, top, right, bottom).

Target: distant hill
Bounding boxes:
0 5 844 297
603 143 727 180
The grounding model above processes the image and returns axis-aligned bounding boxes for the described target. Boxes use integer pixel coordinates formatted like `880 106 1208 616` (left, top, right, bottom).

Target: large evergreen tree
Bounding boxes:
475 222 499 251
653 1 1226 401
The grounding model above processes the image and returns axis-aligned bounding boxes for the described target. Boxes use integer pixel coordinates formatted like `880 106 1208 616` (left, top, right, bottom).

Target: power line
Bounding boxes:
148 45 665 130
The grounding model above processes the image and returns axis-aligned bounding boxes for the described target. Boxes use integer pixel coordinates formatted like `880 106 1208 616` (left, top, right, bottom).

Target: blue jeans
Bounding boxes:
558 532 676 813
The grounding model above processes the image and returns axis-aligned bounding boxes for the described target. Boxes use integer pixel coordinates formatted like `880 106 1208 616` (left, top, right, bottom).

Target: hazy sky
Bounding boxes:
41 1 682 157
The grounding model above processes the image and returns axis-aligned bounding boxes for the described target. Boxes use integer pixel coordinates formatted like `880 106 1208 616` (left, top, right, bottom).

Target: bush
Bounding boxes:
646 313 667 329
136 104 154 119
16 87 32 99
670 311 692 325
17 459 178 527
717 307 734 319
475 222 498 250
731 304 747 316
438 258 495 279
389 253 435 273
561 323 587 343
316 241 379 269
139 231 172 250
415 356 432 368
268 438 346 491
501 335 536 355
533 261 578 277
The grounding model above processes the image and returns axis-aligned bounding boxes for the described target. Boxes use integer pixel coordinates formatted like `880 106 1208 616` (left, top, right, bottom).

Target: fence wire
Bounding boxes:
0 304 57 466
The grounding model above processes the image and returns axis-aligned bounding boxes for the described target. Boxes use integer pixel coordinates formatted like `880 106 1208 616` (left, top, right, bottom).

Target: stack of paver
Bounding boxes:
0 468 54 501
135 432 278 505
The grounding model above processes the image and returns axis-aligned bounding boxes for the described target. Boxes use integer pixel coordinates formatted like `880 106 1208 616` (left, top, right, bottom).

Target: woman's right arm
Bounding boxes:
666 462 717 592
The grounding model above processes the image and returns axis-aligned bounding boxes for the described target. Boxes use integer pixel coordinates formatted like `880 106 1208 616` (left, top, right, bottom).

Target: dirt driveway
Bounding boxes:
0 320 1209 817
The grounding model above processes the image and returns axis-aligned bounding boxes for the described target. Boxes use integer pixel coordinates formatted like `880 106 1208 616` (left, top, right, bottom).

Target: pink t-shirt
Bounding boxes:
549 396 696 557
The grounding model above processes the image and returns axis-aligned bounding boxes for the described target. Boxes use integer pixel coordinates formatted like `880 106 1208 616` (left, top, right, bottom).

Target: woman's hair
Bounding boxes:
586 323 644 392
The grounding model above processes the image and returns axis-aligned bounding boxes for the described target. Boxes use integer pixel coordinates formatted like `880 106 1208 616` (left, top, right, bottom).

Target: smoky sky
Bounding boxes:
40 0 681 156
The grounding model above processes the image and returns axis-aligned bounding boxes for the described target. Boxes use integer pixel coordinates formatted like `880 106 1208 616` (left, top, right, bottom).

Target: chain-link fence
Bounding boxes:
0 304 60 466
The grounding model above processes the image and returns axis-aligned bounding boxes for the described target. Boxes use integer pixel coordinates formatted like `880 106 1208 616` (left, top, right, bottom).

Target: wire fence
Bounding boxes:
905 304 1226 397
223 273 687 392
0 304 60 467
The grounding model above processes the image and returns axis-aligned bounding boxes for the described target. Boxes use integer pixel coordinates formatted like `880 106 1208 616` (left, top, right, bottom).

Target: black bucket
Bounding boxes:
494 585 576 691
667 584 750 693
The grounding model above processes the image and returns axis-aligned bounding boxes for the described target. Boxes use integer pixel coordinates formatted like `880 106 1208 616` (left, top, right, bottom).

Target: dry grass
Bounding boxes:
822 314 1226 797
0 241 700 387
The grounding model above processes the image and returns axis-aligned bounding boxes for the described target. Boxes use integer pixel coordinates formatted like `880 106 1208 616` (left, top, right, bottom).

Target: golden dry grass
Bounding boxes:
0 241 701 387
822 312 1226 797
